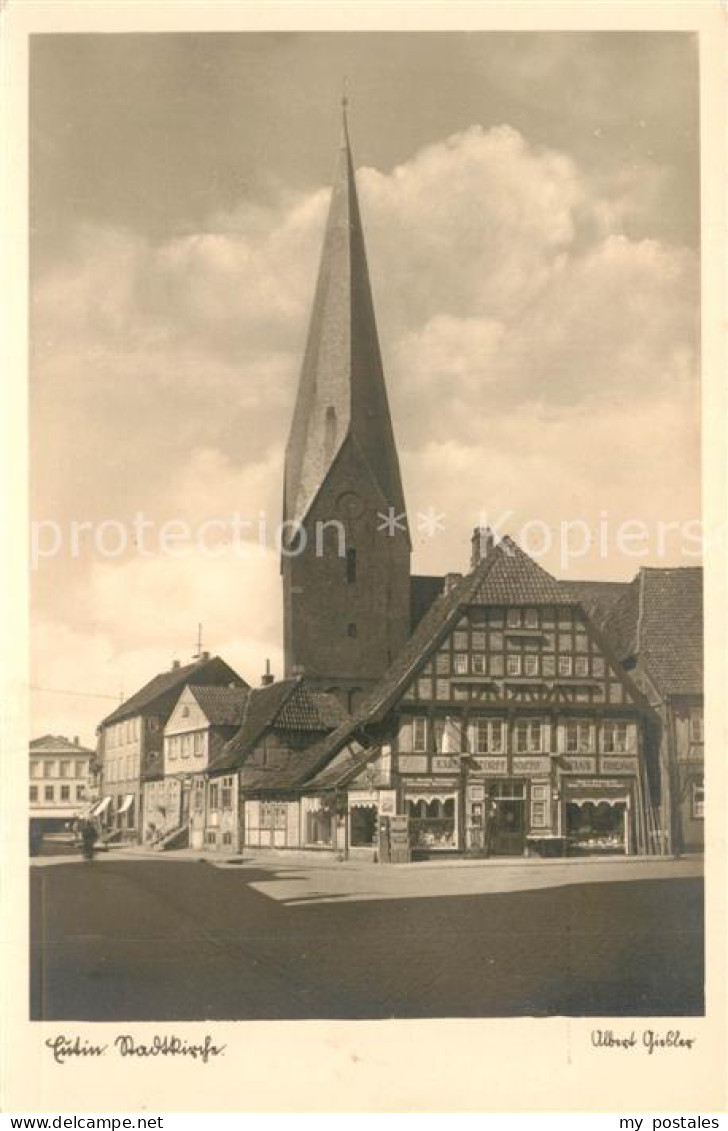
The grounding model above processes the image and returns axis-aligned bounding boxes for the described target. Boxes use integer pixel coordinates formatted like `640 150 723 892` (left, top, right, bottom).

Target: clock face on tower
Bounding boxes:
336 491 365 520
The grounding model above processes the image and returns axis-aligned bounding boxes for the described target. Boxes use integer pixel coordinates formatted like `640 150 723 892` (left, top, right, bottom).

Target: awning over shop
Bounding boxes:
116 794 135 815
90 796 111 817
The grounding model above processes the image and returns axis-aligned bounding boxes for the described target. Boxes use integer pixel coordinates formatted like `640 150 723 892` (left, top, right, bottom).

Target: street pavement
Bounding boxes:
30 853 704 1020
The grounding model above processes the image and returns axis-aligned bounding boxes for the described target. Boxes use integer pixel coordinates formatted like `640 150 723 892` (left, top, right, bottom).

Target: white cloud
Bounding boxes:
30 122 700 737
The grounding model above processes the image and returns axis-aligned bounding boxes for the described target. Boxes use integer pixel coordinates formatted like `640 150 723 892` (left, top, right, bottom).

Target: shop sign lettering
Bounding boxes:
561 757 597 773
512 757 551 775
473 757 507 774
600 757 638 774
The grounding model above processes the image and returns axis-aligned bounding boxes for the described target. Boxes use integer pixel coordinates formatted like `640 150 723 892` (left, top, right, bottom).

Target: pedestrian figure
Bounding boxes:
80 819 98 862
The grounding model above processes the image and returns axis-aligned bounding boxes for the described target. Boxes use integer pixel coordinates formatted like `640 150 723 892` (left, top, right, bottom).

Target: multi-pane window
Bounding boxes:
453 653 468 675
43 761 55 778
60 760 71 779
472 653 486 675
603 720 628 753
194 732 205 757
514 720 543 753
575 656 589 677
472 631 486 650
453 631 468 650
413 716 428 752
692 780 704 819
44 785 54 801
524 655 539 677
60 785 71 801
558 656 573 677
507 654 522 677
470 718 503 754
193 780 205 810
221 777 234 810
565 721 593 753
209 783 220 810
689 709 704 743
76 785 85 800
542 655 556 677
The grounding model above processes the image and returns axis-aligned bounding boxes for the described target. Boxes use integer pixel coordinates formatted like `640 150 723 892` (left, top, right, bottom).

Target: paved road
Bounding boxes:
30 857 704 1020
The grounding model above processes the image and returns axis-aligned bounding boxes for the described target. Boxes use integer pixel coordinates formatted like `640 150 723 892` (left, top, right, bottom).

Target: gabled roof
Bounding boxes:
188 685 251 727
605 567 703 696
283 107 407 534
30 734 95 756
206 679 350 777
101 655 247 726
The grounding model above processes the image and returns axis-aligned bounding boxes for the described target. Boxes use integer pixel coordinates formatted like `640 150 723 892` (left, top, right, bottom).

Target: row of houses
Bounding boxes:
74 533 702 861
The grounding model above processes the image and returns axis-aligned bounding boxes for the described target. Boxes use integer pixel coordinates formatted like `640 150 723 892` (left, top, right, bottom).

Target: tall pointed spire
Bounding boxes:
283 101 408 532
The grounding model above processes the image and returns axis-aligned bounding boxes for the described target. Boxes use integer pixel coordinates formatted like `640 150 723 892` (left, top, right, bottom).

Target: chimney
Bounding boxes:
444 572 462 595
172 659 181 671
73 735 80 746
200 650 210 661
261 658 275 687
471 526 495 569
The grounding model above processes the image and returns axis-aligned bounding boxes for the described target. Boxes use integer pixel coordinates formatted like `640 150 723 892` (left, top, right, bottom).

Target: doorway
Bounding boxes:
491 781 526 856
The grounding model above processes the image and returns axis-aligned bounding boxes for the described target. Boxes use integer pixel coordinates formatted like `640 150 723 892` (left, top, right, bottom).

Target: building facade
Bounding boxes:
97 654 246 842
29 734 95 838
604 567 703 854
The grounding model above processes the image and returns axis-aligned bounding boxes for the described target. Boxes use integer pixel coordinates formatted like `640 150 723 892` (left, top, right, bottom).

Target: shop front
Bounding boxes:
403 789 459 852
562 779 635 855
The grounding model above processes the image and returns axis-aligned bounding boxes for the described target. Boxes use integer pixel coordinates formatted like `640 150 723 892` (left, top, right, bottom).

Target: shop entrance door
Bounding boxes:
491 782 526 856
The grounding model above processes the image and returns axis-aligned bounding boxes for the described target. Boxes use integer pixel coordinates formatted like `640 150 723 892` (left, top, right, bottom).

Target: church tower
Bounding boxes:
282 101 411 711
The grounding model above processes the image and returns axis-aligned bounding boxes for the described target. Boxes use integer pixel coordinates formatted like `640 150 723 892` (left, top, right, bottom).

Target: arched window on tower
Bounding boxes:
346 547 357 584
324 406 337 462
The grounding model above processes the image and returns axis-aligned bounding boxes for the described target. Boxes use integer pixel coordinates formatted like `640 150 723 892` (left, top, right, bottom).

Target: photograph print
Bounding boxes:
29 30 704 1023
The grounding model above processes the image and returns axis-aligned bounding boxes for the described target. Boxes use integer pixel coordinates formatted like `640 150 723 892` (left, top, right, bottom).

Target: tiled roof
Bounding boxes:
603 568 703 696
30 735 95 756
559 580 631 632
206 680 351 777
410 575 445 631
101 656 247 725
188 685 251 726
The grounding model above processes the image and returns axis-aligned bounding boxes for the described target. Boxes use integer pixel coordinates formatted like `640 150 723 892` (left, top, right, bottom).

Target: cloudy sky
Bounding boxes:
30 32 701 744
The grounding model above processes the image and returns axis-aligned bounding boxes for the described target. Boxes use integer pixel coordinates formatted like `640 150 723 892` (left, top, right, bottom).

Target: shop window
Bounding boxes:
406 796 456 849
566 800 626 854
514 720 542 754
305 807 332 846
692 780 704 819
350 805 377 846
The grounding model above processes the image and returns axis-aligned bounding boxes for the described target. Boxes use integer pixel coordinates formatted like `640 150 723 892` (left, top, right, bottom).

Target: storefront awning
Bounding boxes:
116 794 135 815
568 796 628 808
90 795 111 817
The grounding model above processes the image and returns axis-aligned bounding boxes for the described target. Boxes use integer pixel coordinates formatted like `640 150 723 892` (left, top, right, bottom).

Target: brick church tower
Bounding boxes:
282 102 411 711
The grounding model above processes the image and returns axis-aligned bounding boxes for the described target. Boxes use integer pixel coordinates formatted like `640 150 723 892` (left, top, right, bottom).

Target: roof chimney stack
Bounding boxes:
444 572 463 595
73 735 80 746
200 650 210 661
471 526 496 570
261 658 275 687
172 659 181 671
